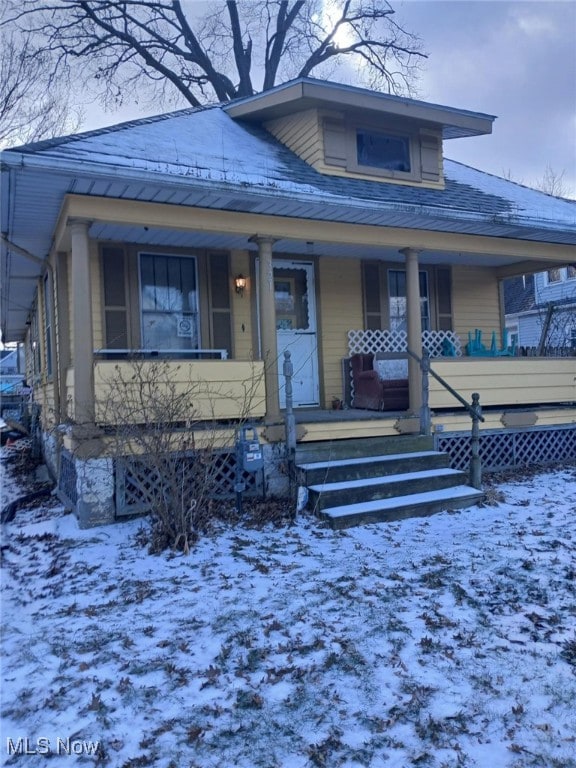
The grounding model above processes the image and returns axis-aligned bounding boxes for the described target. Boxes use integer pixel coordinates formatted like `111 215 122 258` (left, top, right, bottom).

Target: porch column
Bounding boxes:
69 219 95 425
55 251 71 422
254 235 280 420
400 247 423 414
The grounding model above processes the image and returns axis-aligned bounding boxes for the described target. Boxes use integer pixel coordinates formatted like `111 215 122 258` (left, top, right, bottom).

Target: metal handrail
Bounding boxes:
407 348 484 489
407 348 485 423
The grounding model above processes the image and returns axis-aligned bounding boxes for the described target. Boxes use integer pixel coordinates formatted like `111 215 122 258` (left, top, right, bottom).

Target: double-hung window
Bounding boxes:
388 269 430 332
139 253 199 350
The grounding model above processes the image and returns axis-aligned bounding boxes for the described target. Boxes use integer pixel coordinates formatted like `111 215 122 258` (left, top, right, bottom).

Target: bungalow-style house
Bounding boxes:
505 267 576 352
1 78 575 528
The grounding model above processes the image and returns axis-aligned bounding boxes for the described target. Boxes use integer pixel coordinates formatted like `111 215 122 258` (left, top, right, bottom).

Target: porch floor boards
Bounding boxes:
293 407 406 423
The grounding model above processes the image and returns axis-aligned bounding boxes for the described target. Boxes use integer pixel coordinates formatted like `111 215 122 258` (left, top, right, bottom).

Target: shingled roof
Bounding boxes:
6 102 576 239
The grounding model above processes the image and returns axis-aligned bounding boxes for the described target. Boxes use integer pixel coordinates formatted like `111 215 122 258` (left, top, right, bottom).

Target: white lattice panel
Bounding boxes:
348 330 462 357
348 330 407 355
115 450 261 516
435 426 576 472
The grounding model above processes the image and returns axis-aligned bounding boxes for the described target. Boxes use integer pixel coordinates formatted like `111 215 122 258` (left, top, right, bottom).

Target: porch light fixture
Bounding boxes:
234 274 247 296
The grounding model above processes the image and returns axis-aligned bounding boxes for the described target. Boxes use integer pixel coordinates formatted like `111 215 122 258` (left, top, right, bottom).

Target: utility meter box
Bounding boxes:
237 426 263 472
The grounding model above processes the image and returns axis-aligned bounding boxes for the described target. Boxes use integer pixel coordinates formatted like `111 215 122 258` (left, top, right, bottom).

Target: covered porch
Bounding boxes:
43 193 575 434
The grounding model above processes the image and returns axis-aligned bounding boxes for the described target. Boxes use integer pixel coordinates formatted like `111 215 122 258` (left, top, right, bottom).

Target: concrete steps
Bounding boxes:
296 439 484 529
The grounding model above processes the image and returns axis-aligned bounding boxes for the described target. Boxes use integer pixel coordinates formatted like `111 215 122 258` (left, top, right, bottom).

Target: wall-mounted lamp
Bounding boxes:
234 274 247 297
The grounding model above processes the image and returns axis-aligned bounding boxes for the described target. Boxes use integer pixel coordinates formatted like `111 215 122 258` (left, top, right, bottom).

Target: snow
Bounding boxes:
309 468 461 493
298 451 444 472
21 107 576 230
444 160 576 227
321 484 481 518
2 451 576 767
28 107 322 196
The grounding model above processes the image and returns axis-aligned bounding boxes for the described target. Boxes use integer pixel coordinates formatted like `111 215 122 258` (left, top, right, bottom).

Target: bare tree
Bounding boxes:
3 1 425 114
0 28 80 147
502 164 574 200
535 165 572 199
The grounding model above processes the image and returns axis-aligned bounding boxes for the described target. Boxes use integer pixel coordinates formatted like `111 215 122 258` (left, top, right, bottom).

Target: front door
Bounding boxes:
270 260 320 408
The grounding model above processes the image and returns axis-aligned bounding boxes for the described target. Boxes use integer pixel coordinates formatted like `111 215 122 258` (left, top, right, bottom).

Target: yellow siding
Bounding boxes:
451 266 501 343
230 249 255 360
264 109 323 167
317 258 363 406
264 110 445 189
298 406 576 443
535 409 576 426
93 360 266 423
431 406 576 433
300 419 400 442
429 358 576 408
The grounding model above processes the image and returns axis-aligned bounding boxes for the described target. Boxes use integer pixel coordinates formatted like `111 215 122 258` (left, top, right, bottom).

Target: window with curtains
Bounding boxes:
388 269 430 332
139 253 199 350
362 262 452 333
546 266 576 284
100 245 233 357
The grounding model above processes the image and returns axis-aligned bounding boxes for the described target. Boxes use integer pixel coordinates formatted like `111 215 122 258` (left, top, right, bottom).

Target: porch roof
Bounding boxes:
1 81 575 341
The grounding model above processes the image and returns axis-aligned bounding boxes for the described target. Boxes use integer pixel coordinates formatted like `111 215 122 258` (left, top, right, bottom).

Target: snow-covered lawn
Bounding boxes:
1 451 575 768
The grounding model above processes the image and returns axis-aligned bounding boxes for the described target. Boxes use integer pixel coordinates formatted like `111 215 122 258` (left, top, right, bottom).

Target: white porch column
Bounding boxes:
400 247 423 414
69 219 95 425
254 235 280 421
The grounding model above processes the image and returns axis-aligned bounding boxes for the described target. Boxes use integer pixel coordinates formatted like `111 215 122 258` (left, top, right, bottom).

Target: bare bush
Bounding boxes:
94 357 264 553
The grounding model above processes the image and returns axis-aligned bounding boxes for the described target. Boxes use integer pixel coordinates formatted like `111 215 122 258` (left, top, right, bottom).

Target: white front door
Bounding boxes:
257 259 320 408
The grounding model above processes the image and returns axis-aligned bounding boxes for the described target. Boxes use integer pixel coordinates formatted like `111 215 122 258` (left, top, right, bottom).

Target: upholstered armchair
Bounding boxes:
350 353 383 410
350 352 410 411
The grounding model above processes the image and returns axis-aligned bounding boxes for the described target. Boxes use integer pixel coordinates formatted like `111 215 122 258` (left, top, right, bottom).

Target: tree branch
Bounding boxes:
226 1 253 96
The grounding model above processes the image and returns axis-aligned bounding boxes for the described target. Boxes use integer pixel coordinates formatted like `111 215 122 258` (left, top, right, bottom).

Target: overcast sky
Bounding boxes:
396 0 576 196
79 0 576 197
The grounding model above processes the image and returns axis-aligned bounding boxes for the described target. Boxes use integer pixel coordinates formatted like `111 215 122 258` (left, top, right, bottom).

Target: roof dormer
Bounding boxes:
225 78 495 190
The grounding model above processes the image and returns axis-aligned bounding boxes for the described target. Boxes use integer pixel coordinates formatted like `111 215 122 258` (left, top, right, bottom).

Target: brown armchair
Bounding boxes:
350 352 409 411
350 353 383 410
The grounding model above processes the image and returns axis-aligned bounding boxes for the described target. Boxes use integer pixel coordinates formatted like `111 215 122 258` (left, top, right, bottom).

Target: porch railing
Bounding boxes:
93 348 229 359
348 329 463 358
407 348 485 490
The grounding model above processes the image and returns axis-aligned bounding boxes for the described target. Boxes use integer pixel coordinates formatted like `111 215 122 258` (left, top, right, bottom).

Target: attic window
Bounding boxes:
356 130 411 173
346 122 420 181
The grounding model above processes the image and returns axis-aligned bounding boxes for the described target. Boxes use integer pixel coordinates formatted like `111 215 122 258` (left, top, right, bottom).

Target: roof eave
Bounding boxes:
224 78 495 139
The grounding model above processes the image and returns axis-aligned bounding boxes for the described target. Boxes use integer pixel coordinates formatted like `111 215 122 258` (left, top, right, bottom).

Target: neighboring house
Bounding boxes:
0 347 28 420
1 78 575 527
505 268 576 352
0 348 21 375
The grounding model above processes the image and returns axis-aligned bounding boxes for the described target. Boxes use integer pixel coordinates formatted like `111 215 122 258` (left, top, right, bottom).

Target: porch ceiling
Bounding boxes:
87 221 515 267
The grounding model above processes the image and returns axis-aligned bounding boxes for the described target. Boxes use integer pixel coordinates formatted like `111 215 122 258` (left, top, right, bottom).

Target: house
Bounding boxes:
1 78 575 528
0 347 21 375
505 267 576 352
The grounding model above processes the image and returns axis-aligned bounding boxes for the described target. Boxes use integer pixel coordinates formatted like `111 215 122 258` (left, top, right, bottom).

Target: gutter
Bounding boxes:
2 148 575 237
